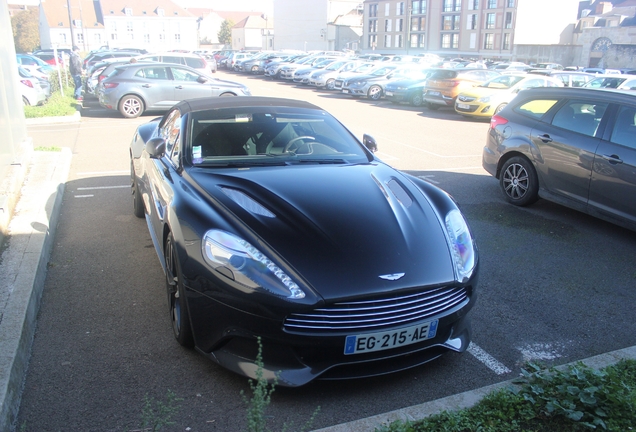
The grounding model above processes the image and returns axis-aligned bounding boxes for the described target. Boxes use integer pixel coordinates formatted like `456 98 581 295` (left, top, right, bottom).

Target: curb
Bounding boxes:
24 110 81 126
312 345 636 432
0 148 73 432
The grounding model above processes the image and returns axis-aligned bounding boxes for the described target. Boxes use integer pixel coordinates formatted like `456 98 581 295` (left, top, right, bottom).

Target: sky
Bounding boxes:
174 0 274 15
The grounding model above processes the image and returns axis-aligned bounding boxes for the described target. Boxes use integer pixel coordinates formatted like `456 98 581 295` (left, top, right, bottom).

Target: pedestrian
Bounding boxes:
69 45 83 101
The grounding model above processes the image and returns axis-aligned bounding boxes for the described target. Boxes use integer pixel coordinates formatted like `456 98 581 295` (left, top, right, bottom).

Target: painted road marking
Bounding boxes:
76 185 130 190
468 343 512 375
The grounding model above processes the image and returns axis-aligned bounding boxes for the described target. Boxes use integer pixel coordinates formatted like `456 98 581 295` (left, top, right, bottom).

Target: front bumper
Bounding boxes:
423 90 455 106
454 101 493 117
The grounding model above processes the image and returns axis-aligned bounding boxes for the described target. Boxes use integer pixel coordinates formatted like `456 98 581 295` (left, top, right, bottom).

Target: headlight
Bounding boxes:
202 230 305 299
444 210 476 283
241 87 252 95
478 96 491 103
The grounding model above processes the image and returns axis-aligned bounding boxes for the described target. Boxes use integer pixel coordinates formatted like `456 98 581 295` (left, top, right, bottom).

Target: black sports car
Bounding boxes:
130 96 479 387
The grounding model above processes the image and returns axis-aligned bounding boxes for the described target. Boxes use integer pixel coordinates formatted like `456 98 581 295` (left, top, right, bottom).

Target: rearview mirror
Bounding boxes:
197 76 208 83
146 137 166 159
363 134 378 153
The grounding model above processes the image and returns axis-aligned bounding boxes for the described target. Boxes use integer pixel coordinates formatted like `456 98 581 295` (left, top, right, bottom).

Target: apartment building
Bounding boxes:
362 0 581 60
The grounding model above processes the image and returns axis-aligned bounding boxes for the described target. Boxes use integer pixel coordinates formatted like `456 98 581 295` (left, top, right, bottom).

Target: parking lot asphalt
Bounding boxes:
2 108 636 432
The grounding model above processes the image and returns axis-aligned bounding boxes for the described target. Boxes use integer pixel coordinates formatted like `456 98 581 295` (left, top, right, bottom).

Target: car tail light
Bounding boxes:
103 82 119 89
21 79 34 88
490 114 508 129
98 74 107 82
445 80 460 87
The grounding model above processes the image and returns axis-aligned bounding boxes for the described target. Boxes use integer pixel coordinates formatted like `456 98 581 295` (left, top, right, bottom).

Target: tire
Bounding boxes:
119 95 143 118
499 156 539 206
367 85 382 101
251 65 259 73
165 234 194 348
426 102 439 110
494 103 507 114
22 96 30 106
326 78 335 90
131 161 144 218
410 92 424 107
219 92 237 97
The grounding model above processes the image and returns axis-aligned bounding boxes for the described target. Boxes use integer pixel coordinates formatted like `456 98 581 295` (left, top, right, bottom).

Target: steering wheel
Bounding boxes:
283 136 315 153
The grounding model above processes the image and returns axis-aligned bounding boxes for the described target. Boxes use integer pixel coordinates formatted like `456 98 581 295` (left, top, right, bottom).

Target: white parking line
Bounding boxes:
76 170 128 176
467 342 512 375
74 195 94 198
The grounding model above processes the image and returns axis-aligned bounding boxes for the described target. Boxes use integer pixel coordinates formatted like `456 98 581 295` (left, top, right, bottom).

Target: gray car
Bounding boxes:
483 87 636 231
97 63 251 118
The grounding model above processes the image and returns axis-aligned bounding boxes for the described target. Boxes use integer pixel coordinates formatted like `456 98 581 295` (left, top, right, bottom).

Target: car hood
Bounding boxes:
459 85 512 100
187 162 456 300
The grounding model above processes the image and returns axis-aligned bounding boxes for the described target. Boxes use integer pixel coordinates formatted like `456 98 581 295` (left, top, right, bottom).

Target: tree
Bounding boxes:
218 19 234 46
11 8 40 53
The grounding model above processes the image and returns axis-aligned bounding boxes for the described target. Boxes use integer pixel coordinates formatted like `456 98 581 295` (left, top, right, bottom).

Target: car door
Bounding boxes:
133 65 175 109
588 104 636 225
169 66 214 100
531 99 608 206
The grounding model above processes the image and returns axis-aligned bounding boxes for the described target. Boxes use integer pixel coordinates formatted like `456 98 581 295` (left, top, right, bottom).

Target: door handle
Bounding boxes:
537 134 552 143
142 84 151 88
602 154 623 164
175 85 183 89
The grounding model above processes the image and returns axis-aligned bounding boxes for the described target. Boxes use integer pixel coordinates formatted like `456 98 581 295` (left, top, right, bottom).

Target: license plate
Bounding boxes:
344 320 438 355
427 91 441 96
385 91 394 96
342 89 349 94
457 103 470 110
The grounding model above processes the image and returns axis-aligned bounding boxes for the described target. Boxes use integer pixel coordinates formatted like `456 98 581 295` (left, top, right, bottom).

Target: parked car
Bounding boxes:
97 62 251 118
32 50 64 66
279 56 334 80
583 75 636 91
308 60 361 89
84 51 139 70
292 58 339 84
222 52 256 70
384 68 435 106
264 55 310 79
135 52 217 75
529 70 595 87
483 87 636 231
233 52 274 73
422 69 500 109
455 74 564 118
19 66 49 106
533 62 564 70
16 54 55 76
84 58 132 97
332 62 380 90
341 64 428 100
129 96 478 386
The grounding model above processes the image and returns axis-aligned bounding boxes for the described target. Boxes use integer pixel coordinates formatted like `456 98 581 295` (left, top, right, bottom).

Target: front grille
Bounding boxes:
458 95 476 102
284 286 468 334
455 104 479 113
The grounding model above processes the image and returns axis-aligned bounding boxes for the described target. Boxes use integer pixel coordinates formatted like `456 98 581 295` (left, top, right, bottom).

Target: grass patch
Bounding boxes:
34 146 62 152
24 86 78 118
376 359 636 432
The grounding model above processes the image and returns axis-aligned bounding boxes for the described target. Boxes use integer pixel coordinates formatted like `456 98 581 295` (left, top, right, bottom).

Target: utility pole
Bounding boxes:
66 0 75 48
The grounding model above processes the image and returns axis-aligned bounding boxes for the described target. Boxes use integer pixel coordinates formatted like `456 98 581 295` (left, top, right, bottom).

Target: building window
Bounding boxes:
484 33 494 49
59 33 67 43
443 0 461 12
77 33 84 43
369 3 378 17
111 33 117 41
443 15 460 30
397 2 405 15
468 14 477 29
505 12 512 28
369 19 378 32
157 8 164 17
502 33 511 50
384 34 392 47
159 33 165 42
486 13 495 29
397 34 404 47
127 21 134 32
397 18 404 31
94 33 101 43
441 33 459 48
144 34 150 43
124 7 132 16
507 0 514 6
174 34 181 43
385 3 390 15
411 16 425 31
385 19 392 31
468 0 479 9
369 34 377 48
487 0 497 8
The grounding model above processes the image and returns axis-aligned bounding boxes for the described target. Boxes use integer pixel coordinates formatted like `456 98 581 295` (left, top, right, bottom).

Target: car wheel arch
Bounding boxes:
118 93 146 117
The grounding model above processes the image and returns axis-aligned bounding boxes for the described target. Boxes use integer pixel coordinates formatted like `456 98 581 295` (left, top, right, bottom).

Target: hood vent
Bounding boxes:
387 179 413 208
221 187 276 218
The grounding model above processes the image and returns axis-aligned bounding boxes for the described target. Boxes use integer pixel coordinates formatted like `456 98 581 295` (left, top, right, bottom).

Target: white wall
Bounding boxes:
273 0 329 50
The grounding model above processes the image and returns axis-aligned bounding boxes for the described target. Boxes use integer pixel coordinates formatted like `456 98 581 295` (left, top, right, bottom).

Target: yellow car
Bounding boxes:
455 74 564 118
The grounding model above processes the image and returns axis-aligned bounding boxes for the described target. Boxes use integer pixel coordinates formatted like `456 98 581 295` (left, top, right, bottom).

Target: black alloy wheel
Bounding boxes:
500 156 539 206
165 234 194 348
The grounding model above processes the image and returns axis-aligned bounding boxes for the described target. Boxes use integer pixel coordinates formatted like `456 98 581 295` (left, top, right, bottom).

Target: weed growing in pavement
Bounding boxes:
241 336 320 432
375 359 636 432
138 389 183 432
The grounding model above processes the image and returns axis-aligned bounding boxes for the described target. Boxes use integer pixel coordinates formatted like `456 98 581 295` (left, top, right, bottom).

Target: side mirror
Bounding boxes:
197 76 208 83
146 137 166 159
363 134 378 153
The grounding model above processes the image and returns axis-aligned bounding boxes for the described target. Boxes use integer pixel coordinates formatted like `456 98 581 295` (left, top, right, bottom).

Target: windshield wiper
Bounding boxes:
287 159 348 165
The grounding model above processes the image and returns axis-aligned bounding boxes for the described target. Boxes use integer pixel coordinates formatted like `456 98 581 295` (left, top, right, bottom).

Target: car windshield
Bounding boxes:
188 108 370 166
479 75 525 89
370 66 397 76
325 61 347 71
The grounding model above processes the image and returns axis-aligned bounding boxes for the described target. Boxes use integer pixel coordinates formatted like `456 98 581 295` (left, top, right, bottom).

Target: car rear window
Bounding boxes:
430 70 458 80
514 99 558 119
185 57 205 69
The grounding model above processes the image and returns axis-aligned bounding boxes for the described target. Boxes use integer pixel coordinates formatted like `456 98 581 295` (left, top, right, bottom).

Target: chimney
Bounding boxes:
596 1 613 15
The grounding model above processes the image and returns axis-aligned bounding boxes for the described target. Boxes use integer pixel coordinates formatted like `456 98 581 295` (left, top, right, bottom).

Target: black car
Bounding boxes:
483 87 636 231
384 70 434 107
130 97 479 386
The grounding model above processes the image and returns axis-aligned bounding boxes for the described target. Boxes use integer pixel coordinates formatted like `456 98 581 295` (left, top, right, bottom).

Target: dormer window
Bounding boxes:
156 8 165 17
125 7 133 16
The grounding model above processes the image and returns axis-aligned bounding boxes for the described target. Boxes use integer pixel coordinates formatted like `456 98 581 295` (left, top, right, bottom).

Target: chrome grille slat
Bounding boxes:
284 287 468 333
